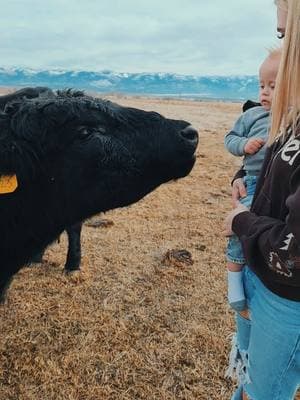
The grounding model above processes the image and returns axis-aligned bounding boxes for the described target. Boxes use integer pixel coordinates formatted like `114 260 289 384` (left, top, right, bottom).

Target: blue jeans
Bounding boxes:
226 175 257 264
228 267 300 399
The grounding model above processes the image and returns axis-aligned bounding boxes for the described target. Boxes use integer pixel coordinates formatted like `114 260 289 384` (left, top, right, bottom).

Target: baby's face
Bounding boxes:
259 57 280 111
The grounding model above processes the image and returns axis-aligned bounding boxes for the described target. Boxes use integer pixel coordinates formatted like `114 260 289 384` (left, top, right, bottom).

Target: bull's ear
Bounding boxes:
0 87 54 112
11 87 53 99
4 100 22 116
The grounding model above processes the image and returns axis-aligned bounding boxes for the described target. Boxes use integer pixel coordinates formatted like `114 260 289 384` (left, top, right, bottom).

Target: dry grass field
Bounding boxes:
0 89 298 399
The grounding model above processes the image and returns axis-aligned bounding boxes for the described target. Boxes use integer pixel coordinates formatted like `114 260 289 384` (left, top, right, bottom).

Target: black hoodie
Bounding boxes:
233 131 300 301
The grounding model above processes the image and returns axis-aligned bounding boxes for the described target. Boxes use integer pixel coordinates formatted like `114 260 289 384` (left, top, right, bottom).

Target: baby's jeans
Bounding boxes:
226 175 257 265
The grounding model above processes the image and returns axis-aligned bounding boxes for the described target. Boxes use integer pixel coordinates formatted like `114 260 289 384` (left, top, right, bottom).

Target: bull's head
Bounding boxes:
0 91 198 217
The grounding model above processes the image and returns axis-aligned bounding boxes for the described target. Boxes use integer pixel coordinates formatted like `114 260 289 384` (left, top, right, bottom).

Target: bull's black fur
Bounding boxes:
0 88 198 301
30 222 83 271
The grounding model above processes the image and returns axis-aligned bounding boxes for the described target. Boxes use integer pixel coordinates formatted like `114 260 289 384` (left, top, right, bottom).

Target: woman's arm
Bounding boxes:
230 181 300 282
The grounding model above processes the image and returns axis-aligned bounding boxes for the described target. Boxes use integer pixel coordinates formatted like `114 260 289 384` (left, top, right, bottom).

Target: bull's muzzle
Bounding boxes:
180 125 198 148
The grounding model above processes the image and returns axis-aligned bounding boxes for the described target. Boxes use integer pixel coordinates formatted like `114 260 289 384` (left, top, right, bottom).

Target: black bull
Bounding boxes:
0 88 198 301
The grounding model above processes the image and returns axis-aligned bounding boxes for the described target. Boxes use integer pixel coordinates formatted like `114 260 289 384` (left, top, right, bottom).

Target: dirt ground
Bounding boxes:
0 89 298 399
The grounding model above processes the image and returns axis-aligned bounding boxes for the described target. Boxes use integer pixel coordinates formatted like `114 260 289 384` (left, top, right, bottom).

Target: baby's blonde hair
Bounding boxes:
263 47 282 64
270 0 300 143
259 47 281 79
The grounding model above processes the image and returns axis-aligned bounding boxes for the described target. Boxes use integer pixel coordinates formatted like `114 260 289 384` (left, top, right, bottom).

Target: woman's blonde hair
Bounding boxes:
270 0 300 143
274 0 288 11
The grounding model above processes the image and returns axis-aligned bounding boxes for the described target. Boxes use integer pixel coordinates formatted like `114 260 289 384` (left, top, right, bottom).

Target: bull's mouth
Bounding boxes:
173 153 197 179
163 145 198 183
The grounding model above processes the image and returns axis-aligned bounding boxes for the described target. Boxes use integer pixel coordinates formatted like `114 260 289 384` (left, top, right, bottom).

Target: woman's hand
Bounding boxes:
232 178 247 206
224 201 249 236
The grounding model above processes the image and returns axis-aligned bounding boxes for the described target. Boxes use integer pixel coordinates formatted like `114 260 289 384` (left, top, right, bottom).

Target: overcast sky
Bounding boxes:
0 0 280 76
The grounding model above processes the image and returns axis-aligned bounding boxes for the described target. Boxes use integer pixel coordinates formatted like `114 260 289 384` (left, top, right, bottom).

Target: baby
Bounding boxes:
224 48 281 311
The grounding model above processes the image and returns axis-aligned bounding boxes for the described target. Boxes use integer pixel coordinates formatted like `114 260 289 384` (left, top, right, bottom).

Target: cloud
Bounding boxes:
0 0 279 75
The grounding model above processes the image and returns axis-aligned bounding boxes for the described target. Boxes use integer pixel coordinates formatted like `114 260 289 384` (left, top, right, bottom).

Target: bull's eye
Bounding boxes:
78 128 90 136
77 126 106 139
98 127 106 134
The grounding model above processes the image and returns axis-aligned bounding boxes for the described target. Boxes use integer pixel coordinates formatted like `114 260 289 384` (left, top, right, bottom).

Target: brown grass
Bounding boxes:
0 90 298 400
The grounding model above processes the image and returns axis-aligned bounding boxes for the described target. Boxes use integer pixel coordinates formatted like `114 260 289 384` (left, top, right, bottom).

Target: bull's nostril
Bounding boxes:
180 125 198 142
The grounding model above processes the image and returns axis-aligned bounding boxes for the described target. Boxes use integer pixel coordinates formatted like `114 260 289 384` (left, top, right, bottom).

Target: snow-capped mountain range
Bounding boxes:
0 68 259 102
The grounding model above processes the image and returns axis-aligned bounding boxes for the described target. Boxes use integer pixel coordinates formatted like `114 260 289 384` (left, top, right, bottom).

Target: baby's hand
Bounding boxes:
244 138 265 155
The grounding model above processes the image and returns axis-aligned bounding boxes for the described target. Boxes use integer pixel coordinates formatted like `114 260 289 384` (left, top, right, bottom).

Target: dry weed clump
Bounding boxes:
162 249 194 268
0 93 298 400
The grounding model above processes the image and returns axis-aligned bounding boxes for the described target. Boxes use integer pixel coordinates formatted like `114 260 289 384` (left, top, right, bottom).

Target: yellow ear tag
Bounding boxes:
0 174 18 194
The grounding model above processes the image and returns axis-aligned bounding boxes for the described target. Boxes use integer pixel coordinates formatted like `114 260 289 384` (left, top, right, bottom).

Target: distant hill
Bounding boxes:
0 68 259 102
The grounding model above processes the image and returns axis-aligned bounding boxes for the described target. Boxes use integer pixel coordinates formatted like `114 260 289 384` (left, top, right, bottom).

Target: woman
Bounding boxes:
225 0 300 398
